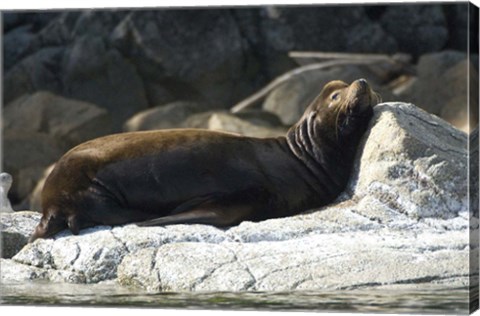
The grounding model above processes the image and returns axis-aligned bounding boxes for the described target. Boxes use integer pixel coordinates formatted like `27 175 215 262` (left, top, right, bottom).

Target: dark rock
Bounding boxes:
3 11 60 33
110 9 255 107
380 5 448 56
278 6 396 54
3 25 40 72
71 10 129 38
35 12 80 47
3 47 65 105
345 22 397 54
442 3 469 51
62 35 148 128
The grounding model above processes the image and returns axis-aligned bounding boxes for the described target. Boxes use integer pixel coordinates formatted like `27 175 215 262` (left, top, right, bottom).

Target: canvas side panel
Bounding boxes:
469 1 480 314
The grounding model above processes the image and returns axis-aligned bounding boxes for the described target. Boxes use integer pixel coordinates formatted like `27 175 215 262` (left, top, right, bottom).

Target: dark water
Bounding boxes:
0 282 473 314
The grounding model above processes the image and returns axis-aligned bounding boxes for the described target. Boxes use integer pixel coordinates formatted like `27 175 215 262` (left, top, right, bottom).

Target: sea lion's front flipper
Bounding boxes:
135 204 254 227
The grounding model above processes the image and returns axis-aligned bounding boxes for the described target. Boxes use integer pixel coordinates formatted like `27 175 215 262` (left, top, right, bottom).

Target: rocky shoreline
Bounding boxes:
1 102 476 292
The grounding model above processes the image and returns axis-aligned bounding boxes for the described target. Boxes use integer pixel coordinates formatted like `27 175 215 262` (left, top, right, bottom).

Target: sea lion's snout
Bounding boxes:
356 78 368 90
346 78 380 113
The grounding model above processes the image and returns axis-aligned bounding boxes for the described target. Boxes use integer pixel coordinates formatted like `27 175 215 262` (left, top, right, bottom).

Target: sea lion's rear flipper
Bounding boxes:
135 204 254 227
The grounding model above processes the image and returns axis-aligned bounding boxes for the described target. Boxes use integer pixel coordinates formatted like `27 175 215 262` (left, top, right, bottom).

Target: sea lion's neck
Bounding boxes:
285 115 347 197
286 112 341 163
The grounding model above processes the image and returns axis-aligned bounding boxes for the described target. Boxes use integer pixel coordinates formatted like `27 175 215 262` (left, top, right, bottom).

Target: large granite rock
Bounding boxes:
2 102 473 292
1 211 41 258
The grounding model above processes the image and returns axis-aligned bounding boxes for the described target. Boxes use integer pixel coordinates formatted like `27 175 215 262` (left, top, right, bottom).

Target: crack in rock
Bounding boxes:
340 273 472 290
221 245 257 290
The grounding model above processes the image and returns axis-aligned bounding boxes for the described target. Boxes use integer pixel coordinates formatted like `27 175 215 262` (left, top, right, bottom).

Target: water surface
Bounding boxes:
0 282 472 314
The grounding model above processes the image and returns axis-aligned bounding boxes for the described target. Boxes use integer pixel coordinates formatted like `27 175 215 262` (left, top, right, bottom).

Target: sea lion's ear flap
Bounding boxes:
67 215 80 235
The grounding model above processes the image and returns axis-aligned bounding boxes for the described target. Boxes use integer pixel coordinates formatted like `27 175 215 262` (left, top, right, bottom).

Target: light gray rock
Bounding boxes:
124 101 285 135
346 102 467 220
116 228 469 292
207 113 287 138
0 173 14 213
123 101 209 132
0 258 85 284
398 51 478 132
4 91 112 147
1 211 41 258
4 102 473 293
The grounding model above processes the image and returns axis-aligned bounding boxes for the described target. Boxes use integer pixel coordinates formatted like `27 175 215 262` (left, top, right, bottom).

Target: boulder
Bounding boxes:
347 102 467 220
380 5 448 56
3 47 66 105
1 211 40 258
3 13 148 129
123 101 209 132
110 10 255 107
2 131 66 204
3 25 40 72
62 35 148 128
273 6 397 53
125 103 286 137
181 110 285 134
207 113 287 138
4 102 473 292
4 91 112 147
398 51 478 132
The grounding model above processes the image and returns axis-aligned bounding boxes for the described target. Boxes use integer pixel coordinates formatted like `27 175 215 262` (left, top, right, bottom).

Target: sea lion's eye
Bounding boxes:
331 92 340 101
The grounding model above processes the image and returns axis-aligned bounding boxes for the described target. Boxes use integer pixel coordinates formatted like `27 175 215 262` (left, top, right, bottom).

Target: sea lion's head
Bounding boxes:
295 79 381 145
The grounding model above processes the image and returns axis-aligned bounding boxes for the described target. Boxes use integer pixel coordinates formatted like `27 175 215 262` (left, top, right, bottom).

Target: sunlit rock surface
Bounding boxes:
2 102 473 292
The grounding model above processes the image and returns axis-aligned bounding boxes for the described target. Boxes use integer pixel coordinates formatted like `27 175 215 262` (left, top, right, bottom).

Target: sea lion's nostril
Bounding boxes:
357 78 368 88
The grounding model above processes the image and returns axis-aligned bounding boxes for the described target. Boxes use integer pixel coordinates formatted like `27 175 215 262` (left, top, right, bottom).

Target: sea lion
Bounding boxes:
29 79 380 243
